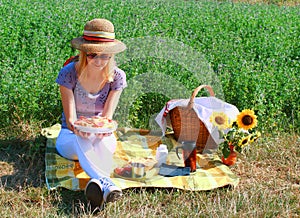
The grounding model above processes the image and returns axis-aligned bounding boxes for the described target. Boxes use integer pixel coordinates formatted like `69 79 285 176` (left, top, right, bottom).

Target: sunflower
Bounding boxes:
236 109 258 130
209 111 229 130
238 135 250 148
249 131 261 143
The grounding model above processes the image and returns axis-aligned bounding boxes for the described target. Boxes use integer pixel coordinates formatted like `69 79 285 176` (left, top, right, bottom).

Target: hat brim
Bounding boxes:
71 37 126 54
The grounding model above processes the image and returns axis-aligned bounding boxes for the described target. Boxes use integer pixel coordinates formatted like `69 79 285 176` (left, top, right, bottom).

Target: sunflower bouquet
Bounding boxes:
210 109 261 165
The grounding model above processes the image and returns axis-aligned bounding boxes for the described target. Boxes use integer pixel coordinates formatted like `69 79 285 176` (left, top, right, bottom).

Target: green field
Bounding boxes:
0 0 299 217
0 0 299 136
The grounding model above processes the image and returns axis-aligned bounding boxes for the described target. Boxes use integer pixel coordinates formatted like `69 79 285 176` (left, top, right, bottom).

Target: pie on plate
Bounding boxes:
73 116 118 134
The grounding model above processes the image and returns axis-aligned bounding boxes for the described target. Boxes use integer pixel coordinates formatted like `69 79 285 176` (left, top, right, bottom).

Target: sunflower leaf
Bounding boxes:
222 144 231 158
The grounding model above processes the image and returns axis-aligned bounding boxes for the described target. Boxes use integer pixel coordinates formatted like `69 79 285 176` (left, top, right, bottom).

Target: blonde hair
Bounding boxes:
75 51 115 89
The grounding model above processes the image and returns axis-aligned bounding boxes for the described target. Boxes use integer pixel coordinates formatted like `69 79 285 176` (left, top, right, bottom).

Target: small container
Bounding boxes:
131 162 145 178
156 144 168 167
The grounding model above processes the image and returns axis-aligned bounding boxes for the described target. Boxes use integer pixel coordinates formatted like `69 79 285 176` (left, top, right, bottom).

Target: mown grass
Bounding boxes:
0 133 299 217
229 0 299 5
0 0 299 217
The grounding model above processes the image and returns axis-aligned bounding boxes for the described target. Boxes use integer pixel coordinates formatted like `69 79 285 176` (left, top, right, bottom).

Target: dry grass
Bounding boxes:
228 0 300 6
0 133 299 217
1 111 44 141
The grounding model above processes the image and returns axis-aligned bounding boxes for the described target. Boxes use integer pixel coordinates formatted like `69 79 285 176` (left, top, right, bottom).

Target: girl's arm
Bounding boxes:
102 89 123 119
60 85 77 131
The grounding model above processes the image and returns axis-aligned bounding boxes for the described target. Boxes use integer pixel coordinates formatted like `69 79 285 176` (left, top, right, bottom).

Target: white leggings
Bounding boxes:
56 128 117 178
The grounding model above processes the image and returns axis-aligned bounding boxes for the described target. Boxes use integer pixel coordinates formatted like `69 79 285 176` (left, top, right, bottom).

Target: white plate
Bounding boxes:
74 121 118 134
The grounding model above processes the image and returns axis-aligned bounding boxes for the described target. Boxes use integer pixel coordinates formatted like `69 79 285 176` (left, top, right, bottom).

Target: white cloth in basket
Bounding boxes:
155 97 239 145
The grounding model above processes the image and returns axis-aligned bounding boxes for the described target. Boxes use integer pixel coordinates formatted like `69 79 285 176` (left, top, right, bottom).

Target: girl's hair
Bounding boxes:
76 51 115 88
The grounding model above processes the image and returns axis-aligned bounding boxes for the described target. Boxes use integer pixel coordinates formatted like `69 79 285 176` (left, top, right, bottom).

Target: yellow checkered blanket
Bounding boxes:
42 124 239 191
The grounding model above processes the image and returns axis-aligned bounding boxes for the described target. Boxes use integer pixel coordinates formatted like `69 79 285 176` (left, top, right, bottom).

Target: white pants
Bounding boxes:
56 128 117 178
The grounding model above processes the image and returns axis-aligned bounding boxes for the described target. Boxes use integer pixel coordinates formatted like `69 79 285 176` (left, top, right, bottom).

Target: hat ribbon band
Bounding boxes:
83 35 115 42
84 30 115 39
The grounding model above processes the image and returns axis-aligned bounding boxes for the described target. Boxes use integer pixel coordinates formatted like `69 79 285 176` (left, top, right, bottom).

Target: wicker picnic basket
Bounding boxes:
169 85 215 153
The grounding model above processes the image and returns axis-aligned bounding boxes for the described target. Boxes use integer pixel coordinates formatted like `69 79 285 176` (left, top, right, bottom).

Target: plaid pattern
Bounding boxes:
43 124 239 191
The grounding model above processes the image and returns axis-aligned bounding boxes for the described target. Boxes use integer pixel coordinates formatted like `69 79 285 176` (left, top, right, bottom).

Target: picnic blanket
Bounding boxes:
42 124 239 191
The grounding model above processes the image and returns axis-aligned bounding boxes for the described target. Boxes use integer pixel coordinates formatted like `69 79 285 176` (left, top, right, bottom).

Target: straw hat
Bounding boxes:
71 18 126 54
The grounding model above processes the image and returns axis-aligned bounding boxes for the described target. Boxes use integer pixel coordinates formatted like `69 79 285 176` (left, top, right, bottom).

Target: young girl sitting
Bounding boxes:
55 18 127 211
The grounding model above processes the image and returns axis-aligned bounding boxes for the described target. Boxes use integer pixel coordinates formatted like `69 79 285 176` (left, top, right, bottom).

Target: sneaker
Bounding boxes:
106 189 123 203
85 178 104 211
100 177 123 203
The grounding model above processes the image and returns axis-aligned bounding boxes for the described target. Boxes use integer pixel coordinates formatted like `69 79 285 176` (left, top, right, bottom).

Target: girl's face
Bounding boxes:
86 53 111 70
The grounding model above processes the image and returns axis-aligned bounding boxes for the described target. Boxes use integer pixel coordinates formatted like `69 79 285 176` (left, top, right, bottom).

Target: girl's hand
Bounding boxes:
67 123 75 132
94 132 112 139
74 127 91 138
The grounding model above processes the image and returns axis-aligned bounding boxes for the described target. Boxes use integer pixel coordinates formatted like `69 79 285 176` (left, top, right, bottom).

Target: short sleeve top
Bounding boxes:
56 62 127 128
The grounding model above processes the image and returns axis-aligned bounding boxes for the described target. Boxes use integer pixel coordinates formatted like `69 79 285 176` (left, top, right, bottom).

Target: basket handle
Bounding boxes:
187 85 215 109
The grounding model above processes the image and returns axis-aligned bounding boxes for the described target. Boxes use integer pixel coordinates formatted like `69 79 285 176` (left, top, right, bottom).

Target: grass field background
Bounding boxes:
0 0 299 217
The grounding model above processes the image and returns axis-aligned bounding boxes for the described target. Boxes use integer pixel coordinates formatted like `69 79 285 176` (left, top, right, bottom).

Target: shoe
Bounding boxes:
100 177 123 203
85 179 104 211
106 189 123 203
